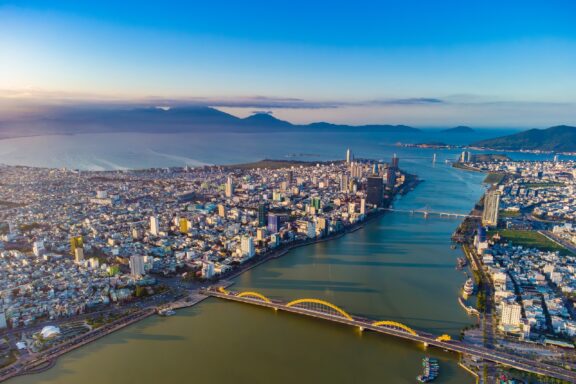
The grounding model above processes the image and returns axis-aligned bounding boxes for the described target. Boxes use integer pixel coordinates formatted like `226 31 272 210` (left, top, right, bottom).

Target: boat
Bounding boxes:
158 308 176 317
462 278 474 299
455 257 467 270
417 357 439 382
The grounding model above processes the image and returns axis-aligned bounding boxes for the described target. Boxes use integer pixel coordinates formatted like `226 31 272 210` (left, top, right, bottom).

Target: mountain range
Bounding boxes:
0 106 420 138
471 125 576 152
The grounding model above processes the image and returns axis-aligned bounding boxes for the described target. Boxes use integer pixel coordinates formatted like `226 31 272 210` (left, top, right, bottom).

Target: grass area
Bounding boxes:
499 210 521 218
489 229 572 255
483 172 505 185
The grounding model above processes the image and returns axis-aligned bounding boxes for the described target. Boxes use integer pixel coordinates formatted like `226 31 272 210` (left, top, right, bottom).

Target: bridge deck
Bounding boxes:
206 290 576 382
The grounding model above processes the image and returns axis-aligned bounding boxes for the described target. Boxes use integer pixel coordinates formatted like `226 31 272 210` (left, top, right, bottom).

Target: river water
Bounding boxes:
2 129 558 383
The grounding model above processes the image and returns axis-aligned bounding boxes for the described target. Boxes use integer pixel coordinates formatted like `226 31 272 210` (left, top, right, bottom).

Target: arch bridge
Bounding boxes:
203 287 576 382
211 287 418 337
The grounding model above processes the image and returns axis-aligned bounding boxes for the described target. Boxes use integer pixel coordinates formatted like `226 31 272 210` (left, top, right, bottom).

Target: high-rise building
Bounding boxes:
240 236 255 258
70 236 83 255
258 204 268 227
74 247 84 263
306 221 316 238
218 204 227 218
225 176 234 198
287 170 294 185
460 151 472 163
129 255 146 277
179 218 190 234
386 167 396 188
149 216 160 236
310 197 321 210
501 302 522 327
202 261 215 279
267 213 280 233
33 241 45 257
340 174 349 192
391 154 399 169
482 191 500 227
256 228 267 241
360 198 366 215
346 148 352 163
366 176 384 207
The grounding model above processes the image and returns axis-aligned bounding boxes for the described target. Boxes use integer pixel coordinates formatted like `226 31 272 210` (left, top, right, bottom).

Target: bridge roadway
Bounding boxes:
382 208 481 219
206 290 576 382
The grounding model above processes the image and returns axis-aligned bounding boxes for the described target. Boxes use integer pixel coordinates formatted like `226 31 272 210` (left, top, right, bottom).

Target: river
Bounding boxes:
2 129 558 383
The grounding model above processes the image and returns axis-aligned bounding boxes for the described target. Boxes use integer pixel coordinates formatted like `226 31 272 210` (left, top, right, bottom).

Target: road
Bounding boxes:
207 290 576 383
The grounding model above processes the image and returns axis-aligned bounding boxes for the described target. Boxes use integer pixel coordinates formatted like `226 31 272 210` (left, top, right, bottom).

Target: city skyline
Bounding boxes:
2 0 576 127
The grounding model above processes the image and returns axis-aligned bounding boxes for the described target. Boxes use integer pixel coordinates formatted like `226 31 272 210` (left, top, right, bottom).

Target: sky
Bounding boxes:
1 0 576 127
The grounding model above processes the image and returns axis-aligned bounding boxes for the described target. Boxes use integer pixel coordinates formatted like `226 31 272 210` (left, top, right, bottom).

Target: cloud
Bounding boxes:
368 98 446 105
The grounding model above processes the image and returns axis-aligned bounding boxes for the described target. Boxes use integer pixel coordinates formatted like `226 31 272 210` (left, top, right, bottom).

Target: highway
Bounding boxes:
206 289 576 382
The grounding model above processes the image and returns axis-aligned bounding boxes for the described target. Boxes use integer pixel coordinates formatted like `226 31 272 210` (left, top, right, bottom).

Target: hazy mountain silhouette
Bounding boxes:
0 106 422 138
471 125 576 152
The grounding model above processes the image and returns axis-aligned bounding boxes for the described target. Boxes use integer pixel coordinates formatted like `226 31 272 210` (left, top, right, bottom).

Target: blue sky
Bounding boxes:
1 0 576 127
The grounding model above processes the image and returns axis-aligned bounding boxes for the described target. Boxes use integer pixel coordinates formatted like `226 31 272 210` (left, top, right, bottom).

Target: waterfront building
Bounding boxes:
149 216 160 236
360 198 366 215
267 213 280 233
482 191 501 227
129 255 146 277
202 261 215 279
366 176 384 207
346 148 352 163
460 151 472 163
225 176 234 198
240 236 255 258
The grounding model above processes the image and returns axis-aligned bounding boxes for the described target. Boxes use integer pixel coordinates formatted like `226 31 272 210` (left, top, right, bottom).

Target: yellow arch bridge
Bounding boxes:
211 287 438 339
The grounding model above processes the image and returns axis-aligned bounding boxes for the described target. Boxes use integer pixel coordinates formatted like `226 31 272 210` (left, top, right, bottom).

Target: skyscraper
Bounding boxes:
366 176 384 207
482 190 500 227
225 176 234 198
258 204 268 227
346 148 351 163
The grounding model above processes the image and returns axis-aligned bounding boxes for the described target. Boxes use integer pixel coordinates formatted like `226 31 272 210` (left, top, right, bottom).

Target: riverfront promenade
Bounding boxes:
0 309 155 382
206 288 576 382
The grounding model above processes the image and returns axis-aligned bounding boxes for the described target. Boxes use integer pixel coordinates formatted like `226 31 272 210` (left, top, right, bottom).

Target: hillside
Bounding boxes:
471 125 576 152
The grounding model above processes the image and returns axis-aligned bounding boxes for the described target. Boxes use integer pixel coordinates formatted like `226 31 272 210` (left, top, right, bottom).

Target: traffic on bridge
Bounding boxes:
206 287 576 383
